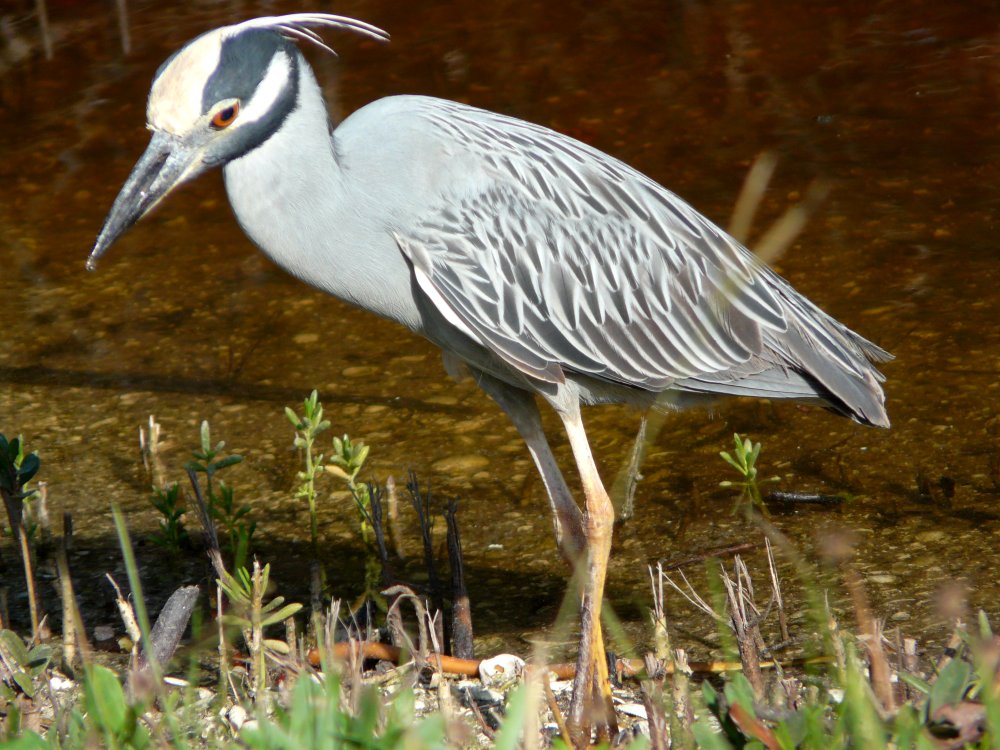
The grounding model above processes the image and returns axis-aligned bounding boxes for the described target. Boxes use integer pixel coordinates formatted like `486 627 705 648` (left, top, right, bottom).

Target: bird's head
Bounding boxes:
86 13 388 271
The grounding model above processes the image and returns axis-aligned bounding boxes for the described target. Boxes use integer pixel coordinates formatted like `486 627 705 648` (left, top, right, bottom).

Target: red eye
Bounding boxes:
211 102 240 129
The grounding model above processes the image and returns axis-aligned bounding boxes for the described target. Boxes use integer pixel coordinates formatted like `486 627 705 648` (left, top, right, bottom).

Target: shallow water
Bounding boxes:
1 0 998 659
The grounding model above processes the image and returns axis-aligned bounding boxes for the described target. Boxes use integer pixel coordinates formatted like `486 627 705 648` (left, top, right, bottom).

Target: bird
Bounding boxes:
87 13 891 741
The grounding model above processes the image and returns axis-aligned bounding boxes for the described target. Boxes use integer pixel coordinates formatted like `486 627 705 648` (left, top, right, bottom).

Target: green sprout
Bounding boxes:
150 483 188 553
719 433 779 514
217 560 302 699
327 434 372 542
186 421 253 570
285 390 331 551
0 434 39 542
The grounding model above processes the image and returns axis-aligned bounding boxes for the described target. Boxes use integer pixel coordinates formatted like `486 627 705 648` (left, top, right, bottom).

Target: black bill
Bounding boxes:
86 131 205 271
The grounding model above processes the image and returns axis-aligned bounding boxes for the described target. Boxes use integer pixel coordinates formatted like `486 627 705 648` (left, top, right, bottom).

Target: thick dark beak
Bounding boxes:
86 131 204 271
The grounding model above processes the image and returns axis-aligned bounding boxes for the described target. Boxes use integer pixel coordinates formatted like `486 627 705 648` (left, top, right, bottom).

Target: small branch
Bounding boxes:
406 474 445 648
56 541 91 672
19 526 44 641
765 538 790 643
107 574 141 646
139 585 199 671
368 482 394 588
446 500 473 660
648 562 671 660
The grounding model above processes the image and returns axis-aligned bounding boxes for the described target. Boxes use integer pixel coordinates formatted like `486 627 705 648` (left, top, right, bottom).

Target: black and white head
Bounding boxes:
87 13 388 270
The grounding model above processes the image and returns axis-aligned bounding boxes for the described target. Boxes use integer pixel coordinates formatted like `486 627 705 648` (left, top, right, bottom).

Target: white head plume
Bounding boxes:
223 13 389 56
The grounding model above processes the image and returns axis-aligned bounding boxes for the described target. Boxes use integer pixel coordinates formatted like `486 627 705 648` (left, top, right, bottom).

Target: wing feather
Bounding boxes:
394 99 890 424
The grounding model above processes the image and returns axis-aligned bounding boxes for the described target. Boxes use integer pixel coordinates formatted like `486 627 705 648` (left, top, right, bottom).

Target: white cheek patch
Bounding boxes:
235 51 292 126
148 32 223 135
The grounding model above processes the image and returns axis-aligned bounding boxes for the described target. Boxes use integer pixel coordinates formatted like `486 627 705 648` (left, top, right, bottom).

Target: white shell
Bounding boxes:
478 653 526 687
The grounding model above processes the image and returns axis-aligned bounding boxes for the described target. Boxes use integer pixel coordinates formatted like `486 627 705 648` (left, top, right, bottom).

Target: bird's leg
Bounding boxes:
556 400 618 743
473 372 586 561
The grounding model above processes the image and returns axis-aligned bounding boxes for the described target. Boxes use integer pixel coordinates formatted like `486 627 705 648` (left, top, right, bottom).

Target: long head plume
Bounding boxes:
225 13 390 55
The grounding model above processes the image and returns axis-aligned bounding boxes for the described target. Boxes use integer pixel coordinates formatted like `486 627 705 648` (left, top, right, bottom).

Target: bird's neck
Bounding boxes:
222 57 422 330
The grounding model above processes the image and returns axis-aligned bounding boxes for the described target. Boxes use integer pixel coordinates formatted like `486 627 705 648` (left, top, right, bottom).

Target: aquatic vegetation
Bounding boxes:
149 483 188 553
719 433 780 514
285 390 331 551
185 421 254 571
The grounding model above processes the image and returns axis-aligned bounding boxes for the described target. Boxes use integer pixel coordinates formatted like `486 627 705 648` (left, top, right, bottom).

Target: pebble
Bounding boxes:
867 574 897 584
93 625 115 642
49 675 75 692
227 705 248 731
431 454 490 475
341 365 379 378
548 679 573 694
425 395 459 405
292 333 319 344
616 703 648 719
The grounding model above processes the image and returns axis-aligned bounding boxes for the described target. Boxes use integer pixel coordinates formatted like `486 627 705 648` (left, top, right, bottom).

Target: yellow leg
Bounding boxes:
559 404 617 744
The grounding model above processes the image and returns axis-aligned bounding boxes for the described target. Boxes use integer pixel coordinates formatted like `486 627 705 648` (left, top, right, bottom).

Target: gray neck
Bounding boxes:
222 56 422 331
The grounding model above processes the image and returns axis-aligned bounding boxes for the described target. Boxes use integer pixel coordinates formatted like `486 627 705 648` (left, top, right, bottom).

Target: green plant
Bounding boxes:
217 560 302 700
0 434 39 541
150 483 188 552
186 421 253 569
241 673 446 750
80 665 151 749
0 630 53 703
286 390 331 550
719 433 779 514
327 434 372 542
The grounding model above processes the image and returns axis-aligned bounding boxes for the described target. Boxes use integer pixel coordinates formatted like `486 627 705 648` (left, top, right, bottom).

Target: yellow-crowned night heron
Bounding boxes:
87 14 891 738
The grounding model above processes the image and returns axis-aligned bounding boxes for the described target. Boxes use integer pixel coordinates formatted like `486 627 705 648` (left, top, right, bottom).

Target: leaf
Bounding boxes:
17 453 39 484
285 406 302 429
263 639 291 655
0 629 30 665
325 465 351 481
898 671 931 696
261 602 303 628
84 665 129 736
703 680 722 718
8 436 21 462
199 421 211 454
724 672 758 716
213 455 243 471
13 671 35 698
729 702 780 750
977 609 993 639
493 683 531 750
26 644 53 674
929 658 972 715
692 719 735 750
1 732 49 750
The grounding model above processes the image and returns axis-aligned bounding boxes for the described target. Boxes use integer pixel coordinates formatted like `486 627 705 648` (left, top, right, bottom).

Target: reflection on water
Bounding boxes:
1 0 998 655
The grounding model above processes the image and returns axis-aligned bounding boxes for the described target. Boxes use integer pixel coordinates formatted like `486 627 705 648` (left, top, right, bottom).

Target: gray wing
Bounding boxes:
396 100 890 424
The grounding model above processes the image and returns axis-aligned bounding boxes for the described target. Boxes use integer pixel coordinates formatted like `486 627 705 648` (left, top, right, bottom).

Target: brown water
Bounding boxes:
1 0 998 659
